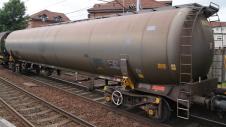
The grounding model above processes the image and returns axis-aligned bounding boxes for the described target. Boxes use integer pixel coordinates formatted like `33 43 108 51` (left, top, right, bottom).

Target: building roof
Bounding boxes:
210 22 226 27
157 1 172 5
88 0 170 12
30 10 70 22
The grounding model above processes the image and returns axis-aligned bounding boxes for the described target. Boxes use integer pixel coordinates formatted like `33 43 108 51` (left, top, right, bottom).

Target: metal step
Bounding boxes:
177 97 190 119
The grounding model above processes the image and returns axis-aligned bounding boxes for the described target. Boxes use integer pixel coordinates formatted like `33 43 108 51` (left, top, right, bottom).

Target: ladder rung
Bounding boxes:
183 28 192 30
180 82 192 84
184 20 194 22
179 91 191 94
177 99 190 102
180 45 192 47
180 54 192 57
187 14 196 16
188 12 197 14
178 107 189 111
181 64 192 66
177 116 189 120
180 79 190 81
180 80 191 83
180 73 192 75
182 35 192 38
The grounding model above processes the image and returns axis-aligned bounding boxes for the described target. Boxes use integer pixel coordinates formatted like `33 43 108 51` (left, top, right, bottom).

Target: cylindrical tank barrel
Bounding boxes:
5 7 214 85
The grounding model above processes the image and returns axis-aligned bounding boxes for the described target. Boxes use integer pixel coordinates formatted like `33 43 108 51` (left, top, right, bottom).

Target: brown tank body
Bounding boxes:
5 7 214 85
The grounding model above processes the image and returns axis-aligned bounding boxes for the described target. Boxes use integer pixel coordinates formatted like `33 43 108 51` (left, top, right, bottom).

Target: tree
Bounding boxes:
0 0 29 32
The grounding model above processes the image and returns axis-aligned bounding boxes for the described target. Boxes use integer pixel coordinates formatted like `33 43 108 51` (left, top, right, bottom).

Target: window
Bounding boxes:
39 14 48 22
217 36 223 40
216 27 219 31
54 16 62 23
128 4 136 10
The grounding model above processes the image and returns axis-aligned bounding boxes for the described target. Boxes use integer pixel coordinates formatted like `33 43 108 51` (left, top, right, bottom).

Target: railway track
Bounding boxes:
0 97 34 127
0 77 96 127
24 74 169 127
25 74 226 127
0 98 29 127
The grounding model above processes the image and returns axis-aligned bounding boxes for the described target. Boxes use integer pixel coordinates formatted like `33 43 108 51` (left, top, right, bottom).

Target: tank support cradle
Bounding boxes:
88 77 95 91
120 58 135 89
104 85 171 122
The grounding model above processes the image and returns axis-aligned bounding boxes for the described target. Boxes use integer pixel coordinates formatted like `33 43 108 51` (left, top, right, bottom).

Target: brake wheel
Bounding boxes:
111 90 123 106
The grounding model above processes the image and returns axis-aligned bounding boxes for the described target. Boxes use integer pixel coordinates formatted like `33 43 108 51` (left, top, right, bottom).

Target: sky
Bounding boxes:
0 0 225 21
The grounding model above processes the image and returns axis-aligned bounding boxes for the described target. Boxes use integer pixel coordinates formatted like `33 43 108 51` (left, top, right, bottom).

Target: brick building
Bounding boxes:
28 10 70 28
88 0 172 18
210 22 226 48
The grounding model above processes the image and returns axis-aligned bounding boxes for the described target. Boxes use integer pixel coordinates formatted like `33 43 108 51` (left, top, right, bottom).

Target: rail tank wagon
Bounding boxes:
0 32 10 65
2 3 226 122
5 7 212 84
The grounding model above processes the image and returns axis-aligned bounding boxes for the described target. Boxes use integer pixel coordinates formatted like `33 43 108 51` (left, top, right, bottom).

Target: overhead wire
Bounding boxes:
65 0 111 15
30 0 68 14
97 0 136 14
25 0 136 20
44 0 69 8
65 6 93 15
96 0 127 10
64 0 136 17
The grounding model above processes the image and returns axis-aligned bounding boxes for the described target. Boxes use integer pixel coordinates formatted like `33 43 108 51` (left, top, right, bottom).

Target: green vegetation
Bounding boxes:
218 82 226 88
222 83 226 88
0 0 29 32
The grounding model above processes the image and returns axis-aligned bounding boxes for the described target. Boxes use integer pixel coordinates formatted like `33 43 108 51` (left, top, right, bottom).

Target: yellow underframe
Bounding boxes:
122 76 135 89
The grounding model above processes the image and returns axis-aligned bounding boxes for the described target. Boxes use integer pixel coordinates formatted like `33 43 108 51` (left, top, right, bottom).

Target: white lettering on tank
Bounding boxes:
146 25 156 31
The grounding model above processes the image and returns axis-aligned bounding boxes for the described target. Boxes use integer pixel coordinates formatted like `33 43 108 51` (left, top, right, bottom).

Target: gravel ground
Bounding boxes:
53 71 90 83
52 72 118 88
0 102 24 127
0 67 166 127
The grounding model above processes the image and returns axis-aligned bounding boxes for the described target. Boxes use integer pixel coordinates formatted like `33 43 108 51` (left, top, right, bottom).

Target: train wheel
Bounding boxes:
36 68 40 75
157 99 171 122
11 63 16 72
15 64 21 73
2 63 8 68
41 69 53 76
87 77 95 91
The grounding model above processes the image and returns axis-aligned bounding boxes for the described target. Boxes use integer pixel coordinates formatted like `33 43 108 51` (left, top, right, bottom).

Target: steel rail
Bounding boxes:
0 77 96 127
190 114 226 126
24 75 170 127
28 75 226 127
0 97 35 127
49 75 105 94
